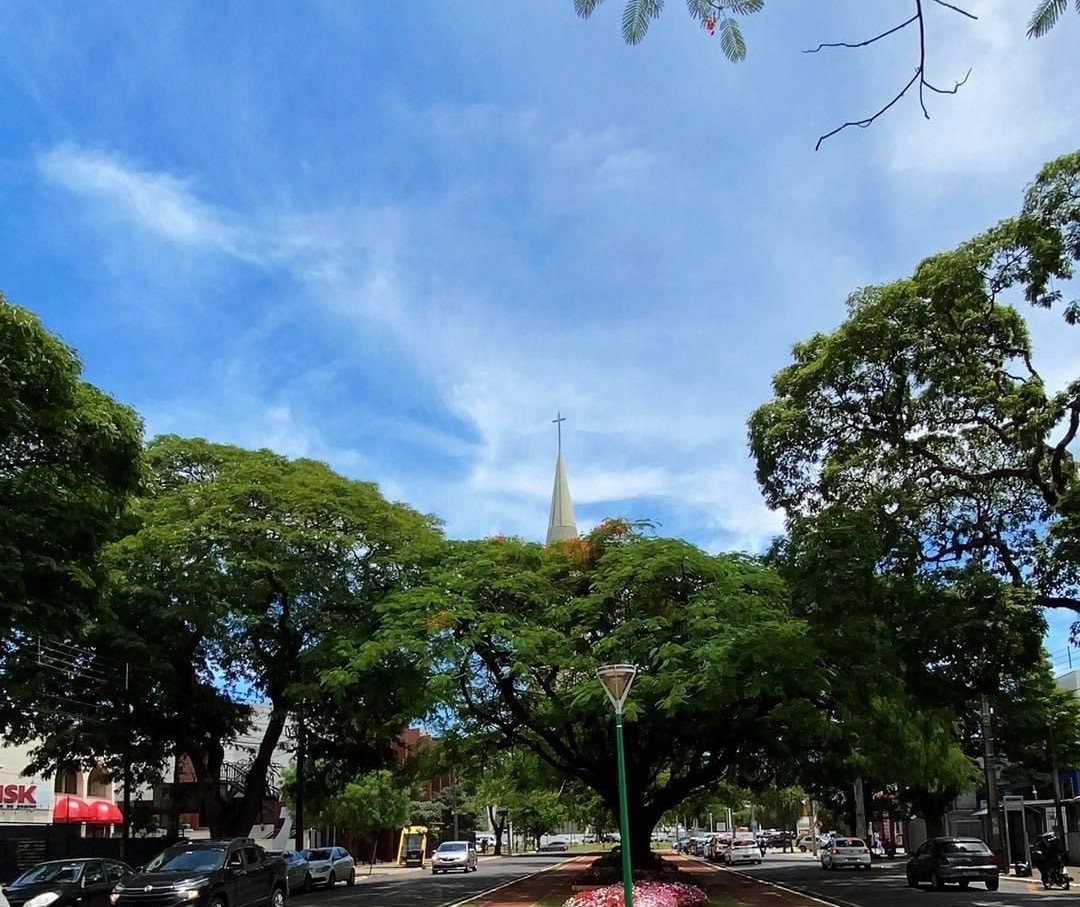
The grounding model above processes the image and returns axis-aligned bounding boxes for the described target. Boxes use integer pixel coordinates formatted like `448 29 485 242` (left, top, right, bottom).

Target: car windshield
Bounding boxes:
836 839 864 848
14 863 85 885
941 840 991 854
146 848 226 873
304 849 332 861
734 839 757 847
439 843 467 852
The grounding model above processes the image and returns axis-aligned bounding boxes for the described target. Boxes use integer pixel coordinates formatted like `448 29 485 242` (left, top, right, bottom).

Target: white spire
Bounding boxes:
546 413 577 544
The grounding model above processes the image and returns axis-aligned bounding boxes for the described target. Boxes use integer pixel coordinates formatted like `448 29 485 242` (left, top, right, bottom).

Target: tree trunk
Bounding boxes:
489 806 507 856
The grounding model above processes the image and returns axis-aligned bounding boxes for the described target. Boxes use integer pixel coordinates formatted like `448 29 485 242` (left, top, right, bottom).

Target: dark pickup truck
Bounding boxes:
110 839 287 907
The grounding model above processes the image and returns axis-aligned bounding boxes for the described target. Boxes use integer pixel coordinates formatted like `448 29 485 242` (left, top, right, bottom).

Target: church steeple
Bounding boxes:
546 412 577 544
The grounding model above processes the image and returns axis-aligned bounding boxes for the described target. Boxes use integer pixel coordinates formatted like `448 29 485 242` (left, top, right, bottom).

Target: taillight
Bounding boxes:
862 848 869 854
832 849 840 855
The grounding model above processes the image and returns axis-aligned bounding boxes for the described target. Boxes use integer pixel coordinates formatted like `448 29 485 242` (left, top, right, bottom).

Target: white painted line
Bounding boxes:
438 856 579 907
683 856 856 907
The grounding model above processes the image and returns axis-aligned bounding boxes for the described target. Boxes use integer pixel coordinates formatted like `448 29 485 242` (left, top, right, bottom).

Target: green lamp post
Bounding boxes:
597 663 638 907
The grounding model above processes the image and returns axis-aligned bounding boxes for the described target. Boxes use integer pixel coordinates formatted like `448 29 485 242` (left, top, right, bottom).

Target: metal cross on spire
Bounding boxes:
552 411 566 453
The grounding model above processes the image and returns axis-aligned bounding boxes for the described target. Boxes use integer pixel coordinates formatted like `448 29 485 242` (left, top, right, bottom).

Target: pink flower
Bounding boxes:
563 882 707 907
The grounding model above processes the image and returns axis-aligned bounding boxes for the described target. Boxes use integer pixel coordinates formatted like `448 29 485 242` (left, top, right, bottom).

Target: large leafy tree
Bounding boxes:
376 522 823 863
0 294 142 642
71 436 440 836
750 152 1080 630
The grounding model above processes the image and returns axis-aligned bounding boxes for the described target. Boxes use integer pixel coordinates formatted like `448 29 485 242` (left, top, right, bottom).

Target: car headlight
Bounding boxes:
26 893 61 907
177 890 203 901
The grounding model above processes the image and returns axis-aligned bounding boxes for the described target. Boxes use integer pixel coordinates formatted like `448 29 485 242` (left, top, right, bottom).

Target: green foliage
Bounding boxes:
573 0 761 59
750 151 1080 632
0 293 142 641
1028 0 1080 38
375 522 823 857
321 770 410 838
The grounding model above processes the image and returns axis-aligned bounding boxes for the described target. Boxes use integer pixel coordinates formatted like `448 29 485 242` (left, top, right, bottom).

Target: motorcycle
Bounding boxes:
1043 865 1072 890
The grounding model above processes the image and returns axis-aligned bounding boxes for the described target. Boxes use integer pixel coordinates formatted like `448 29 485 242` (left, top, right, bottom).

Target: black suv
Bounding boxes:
111 839 288 907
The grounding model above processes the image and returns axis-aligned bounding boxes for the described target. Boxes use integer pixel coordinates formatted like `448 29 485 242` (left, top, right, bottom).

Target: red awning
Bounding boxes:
88 799 124 824
53 795 90 823
53 797 124 824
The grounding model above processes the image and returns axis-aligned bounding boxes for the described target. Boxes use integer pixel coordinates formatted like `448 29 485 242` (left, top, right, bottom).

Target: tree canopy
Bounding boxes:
0 294 142 642
375 521 823 860
750 151 1080 628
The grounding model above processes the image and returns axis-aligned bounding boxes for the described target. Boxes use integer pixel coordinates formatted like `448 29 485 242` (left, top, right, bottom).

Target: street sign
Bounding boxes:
0 783 54 812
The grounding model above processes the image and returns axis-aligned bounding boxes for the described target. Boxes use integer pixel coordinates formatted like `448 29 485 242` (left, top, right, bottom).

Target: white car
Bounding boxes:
431 841 479 873
821 837 871 871
301 846 356 887
798 835 824 852
724 837 762 865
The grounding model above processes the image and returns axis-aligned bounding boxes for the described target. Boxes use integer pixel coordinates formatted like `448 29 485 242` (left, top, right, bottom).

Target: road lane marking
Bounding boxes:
681 855 860 907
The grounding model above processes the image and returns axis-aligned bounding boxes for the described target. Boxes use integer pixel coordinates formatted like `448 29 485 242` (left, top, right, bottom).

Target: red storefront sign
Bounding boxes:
1 783 40 808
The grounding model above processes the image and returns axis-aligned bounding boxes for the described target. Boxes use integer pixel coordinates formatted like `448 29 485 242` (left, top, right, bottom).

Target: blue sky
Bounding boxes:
1 2 1077 653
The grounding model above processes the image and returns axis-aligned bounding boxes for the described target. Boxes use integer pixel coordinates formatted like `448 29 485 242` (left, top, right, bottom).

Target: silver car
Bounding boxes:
431 841 478 874
301 847 355 887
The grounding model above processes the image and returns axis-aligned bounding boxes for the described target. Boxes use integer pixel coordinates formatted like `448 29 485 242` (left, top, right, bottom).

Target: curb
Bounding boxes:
439 855 581 907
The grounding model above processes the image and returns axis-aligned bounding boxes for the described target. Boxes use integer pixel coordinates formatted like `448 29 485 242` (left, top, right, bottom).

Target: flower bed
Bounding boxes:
563 881 708 907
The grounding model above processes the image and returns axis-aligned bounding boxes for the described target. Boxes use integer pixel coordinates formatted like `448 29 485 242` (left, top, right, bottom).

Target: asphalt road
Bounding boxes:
720 852 1080 906
290 855 569 907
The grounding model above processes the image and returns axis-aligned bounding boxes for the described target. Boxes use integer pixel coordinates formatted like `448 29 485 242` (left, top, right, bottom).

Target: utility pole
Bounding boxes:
981 695 1004 865
122 662 132 860
853 777 866 839
1050 720 1067 850
294 711 306 852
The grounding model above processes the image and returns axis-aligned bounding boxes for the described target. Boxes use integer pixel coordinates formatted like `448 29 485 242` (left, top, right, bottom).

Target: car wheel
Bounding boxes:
346 869 355 888
800 846 807 853
327 871 336 888
931 871 945 891
906 867 918 888
431 870 438 875
210 898 227 907
303 874 311 894
271 887 285 907
986 878 999 891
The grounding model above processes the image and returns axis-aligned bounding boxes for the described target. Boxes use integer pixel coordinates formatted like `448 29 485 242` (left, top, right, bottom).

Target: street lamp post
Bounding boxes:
597 664 638 907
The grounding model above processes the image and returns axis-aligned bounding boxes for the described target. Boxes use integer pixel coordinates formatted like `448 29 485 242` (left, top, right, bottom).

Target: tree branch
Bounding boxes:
815 0 975 150
804 15 917 54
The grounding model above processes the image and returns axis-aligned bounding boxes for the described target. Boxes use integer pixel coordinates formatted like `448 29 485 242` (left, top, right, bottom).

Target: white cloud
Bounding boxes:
38 144 252 257
879 0 1076 178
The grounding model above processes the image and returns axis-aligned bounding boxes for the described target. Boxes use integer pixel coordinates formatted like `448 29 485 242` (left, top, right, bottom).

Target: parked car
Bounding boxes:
264 852 311 895
906 837 999 891
431 842 478 874
112 839 287 907
300 847 355 888
538 839 569 853
797 835 824 853
820 837 871 872
5 859 133 907
724 837 762 866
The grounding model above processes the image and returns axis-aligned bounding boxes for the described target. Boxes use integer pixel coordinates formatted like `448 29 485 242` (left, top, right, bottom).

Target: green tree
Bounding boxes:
749 152 1080 628
375 522 823 864
99 436 439 836
324 770 410 873
0 294 142 642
